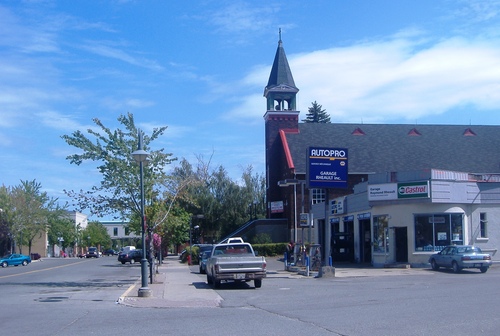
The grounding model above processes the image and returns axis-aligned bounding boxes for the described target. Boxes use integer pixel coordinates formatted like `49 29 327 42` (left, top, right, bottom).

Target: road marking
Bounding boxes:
0 259 89 279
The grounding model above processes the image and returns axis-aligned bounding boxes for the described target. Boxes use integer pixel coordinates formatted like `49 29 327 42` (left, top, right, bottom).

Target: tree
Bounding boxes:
302 101 331 123
47 213 77 253
175 157 267 243
0 186 13 255
61 113 176 219
81 221 111 248
10 180 54 255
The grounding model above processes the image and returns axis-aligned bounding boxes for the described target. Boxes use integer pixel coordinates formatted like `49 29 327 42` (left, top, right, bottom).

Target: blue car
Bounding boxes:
199 250 212 274
0 253 31 268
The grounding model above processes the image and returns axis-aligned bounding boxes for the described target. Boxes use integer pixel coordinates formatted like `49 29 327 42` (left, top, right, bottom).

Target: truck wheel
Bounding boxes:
206 274 211 285
254 279 262 288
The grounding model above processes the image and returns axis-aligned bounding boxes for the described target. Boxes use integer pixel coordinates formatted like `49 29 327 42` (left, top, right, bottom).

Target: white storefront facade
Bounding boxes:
322 169 500 267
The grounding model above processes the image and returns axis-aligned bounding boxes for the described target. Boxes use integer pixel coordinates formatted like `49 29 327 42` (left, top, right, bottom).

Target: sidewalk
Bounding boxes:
118 256 222 308
117 256 432 308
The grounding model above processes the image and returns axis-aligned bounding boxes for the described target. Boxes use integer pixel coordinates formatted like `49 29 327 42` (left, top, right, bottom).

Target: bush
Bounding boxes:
251 233 272 244
180 246 200 264
252 243 287 257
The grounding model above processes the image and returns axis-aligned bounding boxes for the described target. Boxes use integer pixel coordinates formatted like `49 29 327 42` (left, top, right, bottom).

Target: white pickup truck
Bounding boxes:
206 242 266 288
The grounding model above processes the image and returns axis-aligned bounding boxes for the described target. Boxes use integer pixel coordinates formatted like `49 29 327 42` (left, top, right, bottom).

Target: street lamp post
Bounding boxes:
278 179 305 244
132 129 152 298
189 215 204 262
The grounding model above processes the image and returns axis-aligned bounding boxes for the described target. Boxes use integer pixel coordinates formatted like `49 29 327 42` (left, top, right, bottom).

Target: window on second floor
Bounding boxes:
311 188 326 204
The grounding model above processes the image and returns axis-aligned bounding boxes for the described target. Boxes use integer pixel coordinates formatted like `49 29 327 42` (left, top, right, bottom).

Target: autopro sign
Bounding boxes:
307 147 348 188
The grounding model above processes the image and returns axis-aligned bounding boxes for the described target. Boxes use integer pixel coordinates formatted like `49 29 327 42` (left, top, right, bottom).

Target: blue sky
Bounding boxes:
2 0 500 215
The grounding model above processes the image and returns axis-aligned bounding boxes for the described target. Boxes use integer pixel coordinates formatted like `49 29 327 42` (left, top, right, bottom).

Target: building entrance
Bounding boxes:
359 219 372 263
395 227 408 263
331 218 354 262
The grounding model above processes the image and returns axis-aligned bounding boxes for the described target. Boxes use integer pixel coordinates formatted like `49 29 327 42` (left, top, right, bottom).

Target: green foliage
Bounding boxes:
180 245 200 264
47 215 76 249
251 233 272 244
9 180 64 255
302 101 331 123
252 243 288 257
82 221 111 248
61 113 176 219
175 158 266 243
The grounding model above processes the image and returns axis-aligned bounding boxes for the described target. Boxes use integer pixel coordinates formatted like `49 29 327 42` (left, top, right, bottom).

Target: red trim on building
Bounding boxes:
463 128 477 136
280 129 295 169
408 128 422 136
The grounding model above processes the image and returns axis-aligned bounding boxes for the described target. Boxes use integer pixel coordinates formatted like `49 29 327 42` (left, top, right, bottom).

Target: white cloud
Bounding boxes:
228 32 500 123
80 41 164 72
36 110 89 132
207 1 279 34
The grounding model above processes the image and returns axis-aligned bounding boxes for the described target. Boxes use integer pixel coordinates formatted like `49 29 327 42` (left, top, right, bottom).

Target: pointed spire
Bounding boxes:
265 29 298 91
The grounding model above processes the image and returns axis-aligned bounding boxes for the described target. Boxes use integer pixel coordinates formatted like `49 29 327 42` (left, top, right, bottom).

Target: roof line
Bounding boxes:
280 129 295 170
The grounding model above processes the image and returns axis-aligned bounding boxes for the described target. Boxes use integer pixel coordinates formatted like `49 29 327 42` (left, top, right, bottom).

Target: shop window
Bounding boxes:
311 188 326 204
414 213 463 252
480 213 488 238
373 215 389 253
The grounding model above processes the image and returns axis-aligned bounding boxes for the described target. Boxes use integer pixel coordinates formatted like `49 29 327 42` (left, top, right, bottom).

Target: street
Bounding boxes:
0 256 499 335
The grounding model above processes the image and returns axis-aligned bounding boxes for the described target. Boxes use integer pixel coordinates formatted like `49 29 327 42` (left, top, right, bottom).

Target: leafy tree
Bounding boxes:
61 113 176 220
175 156 267 243
10 180 54 255
81 221 111 248
302 101 331 123
47 213 77 252
0 186 13 255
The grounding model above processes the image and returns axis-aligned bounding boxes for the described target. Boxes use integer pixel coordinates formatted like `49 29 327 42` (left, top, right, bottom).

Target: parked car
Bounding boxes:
30 253 41 260
1 253 31 268
179 249 187 260
227 237 244 244
199 250 212 274
429 245 492 273
197 244 214 260
206 242 266 288
86 247 99 258
118 249 144 264
103 249 117 256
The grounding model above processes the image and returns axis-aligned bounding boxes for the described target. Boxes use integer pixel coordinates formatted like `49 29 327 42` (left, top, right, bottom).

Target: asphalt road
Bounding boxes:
1 256 499 335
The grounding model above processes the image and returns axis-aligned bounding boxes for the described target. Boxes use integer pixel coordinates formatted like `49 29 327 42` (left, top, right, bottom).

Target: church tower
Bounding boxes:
263 31 299 217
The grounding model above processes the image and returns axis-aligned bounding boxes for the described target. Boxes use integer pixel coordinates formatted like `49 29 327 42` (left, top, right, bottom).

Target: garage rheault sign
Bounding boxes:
307 147 348 188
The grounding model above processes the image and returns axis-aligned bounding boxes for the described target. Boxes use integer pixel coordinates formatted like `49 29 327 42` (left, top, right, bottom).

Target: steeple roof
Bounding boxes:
264 32 298 96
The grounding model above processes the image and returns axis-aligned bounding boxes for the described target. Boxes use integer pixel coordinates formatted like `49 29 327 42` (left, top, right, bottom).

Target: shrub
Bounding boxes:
252 243 287 257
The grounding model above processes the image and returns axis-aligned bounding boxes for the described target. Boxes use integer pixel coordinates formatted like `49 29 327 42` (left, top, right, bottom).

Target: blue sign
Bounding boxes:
307 147 348 188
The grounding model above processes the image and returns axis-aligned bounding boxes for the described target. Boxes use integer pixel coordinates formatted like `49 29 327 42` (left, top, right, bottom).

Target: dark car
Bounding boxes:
86 247 99 258
199 250 212 274
1 253 31 267
30 253 41 260
197 244 214 259
118 249 143 264
103 249 118 256
429 245 492 273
